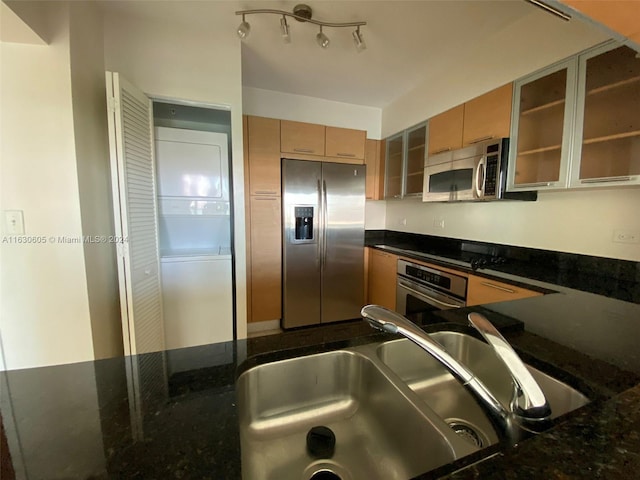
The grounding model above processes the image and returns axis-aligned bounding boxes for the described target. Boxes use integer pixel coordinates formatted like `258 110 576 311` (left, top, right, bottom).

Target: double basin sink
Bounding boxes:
237 331 589 480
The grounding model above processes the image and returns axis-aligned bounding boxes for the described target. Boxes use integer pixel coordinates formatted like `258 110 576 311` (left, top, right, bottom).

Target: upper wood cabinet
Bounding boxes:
247 116 281 196
467 274 541 307
428 105 464 155
367 248 398 311
281 120 325 156
365 139 385 200
384 122 427 199
508 60 576 190
570 44 640 187
561 1 640 40
508 42 640 191
326 126 366 160
462 83 513 146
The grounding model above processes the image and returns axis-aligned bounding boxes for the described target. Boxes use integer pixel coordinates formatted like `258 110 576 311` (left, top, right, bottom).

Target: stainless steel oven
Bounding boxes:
396 259 467 325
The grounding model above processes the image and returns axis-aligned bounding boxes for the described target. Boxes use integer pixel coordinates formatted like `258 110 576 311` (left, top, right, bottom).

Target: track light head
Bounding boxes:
316 26 330 49
352 27 366 52
237 15 250 39
280 16 291 43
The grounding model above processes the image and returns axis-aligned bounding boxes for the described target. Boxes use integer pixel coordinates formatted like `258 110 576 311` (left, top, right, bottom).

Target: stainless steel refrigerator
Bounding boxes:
282 159 365 328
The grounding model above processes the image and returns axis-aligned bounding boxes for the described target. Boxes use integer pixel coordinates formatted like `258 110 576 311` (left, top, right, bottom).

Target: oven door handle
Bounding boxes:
398 280 462 309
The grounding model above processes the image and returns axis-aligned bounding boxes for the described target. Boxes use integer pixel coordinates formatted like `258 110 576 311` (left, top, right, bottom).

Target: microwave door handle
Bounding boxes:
475 156 486 199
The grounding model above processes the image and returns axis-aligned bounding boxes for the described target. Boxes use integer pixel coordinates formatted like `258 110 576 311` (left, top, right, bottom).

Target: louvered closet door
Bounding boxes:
106 72 164 356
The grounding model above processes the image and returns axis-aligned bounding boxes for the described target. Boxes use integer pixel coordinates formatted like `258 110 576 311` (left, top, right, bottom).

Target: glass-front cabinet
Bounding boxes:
508 59 577 191
384 122 428 199
385 133 404 198
570 44 640 187
508 41 640 192
405 124 427 196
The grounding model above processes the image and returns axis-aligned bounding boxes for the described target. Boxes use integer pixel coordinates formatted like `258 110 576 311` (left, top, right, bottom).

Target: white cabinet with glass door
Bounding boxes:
384 122 428 199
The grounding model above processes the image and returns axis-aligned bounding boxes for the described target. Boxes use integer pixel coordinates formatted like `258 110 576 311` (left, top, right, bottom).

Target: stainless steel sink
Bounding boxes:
237 349 474 480
238 331 589 480
377 331 589 447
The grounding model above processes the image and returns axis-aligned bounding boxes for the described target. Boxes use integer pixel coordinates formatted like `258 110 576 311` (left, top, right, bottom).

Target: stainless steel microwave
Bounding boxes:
422 138 537 202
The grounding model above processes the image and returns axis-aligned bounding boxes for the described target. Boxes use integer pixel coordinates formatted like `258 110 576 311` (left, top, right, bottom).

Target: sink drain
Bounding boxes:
309 470 342 480
447 420 484 448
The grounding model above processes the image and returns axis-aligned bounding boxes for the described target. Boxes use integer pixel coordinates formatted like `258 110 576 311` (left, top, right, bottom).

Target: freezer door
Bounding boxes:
282 159 322 328
321 162 366 323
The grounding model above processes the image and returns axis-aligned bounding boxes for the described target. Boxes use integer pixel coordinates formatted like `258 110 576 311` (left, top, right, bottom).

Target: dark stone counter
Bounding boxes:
2 232 640 479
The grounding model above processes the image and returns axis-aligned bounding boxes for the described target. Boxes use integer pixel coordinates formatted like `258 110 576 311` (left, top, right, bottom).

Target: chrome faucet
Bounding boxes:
361 305 551 430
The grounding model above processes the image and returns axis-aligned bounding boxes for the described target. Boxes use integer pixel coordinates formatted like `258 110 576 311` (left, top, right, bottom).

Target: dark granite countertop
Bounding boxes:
2 233 640 479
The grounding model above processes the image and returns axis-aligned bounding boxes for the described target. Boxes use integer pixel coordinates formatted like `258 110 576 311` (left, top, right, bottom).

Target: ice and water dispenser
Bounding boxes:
294 206 314 242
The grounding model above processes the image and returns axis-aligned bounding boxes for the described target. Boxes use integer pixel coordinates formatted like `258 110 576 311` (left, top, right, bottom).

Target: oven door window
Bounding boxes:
405 293 442 326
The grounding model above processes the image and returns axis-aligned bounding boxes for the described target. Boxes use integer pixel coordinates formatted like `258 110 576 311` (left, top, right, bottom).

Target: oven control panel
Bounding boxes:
398 259 467 300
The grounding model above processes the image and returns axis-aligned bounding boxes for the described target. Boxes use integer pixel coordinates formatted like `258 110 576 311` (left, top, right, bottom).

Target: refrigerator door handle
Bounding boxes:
317 178 322 268
322 179 328 265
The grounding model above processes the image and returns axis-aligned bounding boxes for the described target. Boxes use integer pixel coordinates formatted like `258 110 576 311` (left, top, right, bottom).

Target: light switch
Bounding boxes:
4 210 25 235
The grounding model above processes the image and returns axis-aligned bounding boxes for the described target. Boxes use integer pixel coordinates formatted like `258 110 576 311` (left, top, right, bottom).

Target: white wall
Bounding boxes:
0 2 95 370
243 86 382 139
69 2 122 360
384 187 640 262
381 10 607 137
365 200 386 230
102 5 248 339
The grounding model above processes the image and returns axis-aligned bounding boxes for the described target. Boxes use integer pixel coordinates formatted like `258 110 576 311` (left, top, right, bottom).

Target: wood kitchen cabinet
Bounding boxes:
569 44 640 186
365 139 385 200
428 105 464 155
281 120 325 156
249 196 282 322
325 126 366 161
462 83 513 146
560 1 640 41
246 116 281 195
244 115 283 324
466 274 541 307
367 248 398 310
508 60 575 190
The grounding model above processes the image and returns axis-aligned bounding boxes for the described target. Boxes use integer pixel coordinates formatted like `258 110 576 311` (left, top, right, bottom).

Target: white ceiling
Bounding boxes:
99 0 608 109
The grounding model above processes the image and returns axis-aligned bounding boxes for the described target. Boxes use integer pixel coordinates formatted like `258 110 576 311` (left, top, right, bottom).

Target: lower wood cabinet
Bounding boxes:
367 248 398 310
249 196 282 322
466 274 541 306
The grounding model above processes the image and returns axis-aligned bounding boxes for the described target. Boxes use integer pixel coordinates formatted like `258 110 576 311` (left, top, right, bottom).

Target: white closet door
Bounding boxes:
106 72 165 356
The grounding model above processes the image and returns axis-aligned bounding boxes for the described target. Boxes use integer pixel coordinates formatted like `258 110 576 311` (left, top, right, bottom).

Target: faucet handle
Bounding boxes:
468 312 551 421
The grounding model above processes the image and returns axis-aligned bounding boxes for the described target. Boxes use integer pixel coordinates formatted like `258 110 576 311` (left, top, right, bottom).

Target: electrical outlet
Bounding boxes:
433 218 445 229
613 230 639 244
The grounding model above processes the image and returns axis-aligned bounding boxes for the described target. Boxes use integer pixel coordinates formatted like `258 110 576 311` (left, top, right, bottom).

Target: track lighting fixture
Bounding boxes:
352 26 366 53
280 16 291 43
316 25 330 49
237 14 251 39
236 4 367 52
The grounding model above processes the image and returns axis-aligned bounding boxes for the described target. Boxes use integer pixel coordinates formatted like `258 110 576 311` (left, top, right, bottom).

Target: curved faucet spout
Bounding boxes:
468 312 551 421
361 305 510 427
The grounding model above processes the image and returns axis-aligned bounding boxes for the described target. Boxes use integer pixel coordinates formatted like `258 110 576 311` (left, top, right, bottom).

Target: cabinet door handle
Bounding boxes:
480 281 516 294
581 176 632 184
468 135 494 144
336 152 356 157
294 148 314 153
432 147 451 154
514 181 553 188
253 196 278 201
254 190 278 195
